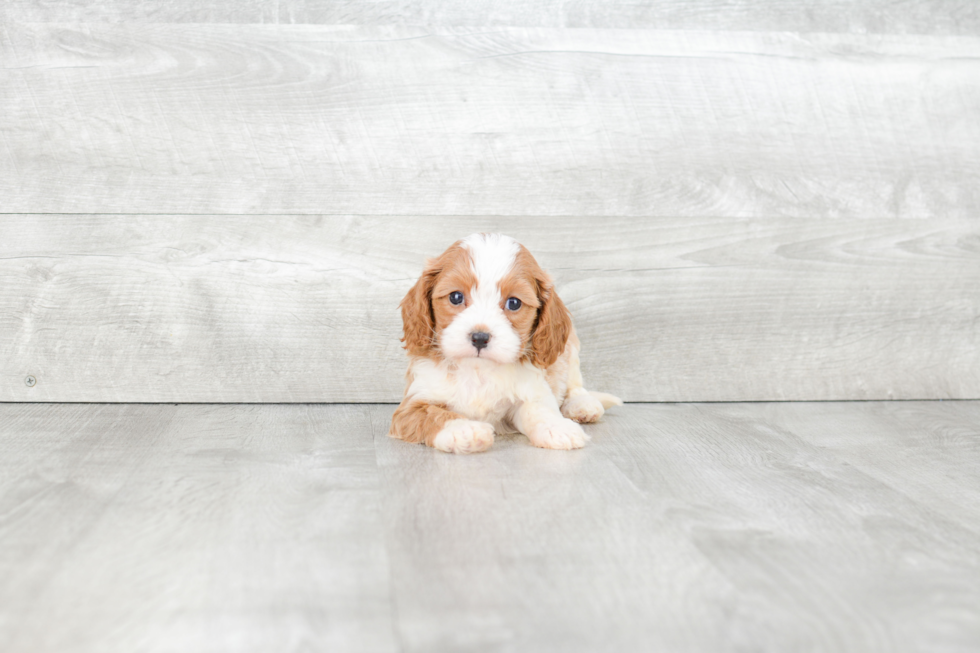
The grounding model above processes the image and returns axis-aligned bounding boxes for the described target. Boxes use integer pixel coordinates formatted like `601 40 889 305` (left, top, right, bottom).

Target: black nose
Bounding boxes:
470 331 491 351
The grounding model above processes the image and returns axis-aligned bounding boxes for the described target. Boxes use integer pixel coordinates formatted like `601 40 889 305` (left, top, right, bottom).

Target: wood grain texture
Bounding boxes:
731 401 980 532
2 215 977 403
2 24 979 217
0 404 397 653
373 401 980 652
2 402 978 652
4 1 980 34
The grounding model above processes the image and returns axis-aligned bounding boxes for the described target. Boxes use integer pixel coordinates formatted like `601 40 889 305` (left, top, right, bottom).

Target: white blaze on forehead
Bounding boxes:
461 233 520 302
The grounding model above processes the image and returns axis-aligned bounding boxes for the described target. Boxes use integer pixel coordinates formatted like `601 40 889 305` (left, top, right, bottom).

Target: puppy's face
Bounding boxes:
401 234 571 367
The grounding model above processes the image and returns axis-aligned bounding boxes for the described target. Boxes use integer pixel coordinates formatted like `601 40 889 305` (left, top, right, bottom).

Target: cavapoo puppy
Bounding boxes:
390 233 621 453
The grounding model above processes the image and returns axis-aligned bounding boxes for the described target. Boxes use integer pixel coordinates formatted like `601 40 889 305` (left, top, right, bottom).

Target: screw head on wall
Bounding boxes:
25 375 36 387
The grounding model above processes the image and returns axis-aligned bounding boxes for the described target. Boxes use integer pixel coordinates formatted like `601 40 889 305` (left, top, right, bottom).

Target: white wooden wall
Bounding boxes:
1 2 978 402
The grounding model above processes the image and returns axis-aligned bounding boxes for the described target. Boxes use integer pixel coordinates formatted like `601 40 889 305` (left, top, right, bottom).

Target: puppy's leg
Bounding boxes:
559 342 606 424
562 388 606 424
513 400 588 450
390 400 495 454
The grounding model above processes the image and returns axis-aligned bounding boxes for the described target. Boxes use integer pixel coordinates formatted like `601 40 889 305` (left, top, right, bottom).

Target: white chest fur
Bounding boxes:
407 357 560 430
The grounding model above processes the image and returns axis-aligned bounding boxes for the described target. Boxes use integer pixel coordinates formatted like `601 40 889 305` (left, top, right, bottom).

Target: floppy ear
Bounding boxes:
400 260 440 356
531 274 572 368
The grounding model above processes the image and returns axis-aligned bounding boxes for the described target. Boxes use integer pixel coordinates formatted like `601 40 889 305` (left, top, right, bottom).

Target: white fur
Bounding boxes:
462 233 521 291
407 356 588 450
431 419 495 454
437 234 523 365
522 417 589 450
409 357 556 427
560 388 605 424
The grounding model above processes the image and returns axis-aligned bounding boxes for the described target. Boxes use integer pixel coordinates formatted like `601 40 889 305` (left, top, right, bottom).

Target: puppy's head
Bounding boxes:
401 233 571 367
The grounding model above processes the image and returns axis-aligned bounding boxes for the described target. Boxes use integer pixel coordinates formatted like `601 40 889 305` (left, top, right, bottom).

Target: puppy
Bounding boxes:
389 233 621 453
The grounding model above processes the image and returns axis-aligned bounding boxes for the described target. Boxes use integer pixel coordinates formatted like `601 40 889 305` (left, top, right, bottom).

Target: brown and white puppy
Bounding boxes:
390 233 621 453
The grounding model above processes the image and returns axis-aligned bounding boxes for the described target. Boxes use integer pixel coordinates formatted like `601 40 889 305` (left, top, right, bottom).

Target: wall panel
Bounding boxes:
4 1 979 34
2 215 976 402
2 25 978 217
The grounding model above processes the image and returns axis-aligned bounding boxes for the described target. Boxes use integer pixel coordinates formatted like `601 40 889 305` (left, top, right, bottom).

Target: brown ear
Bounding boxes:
531 274 572 368
400 260 440 356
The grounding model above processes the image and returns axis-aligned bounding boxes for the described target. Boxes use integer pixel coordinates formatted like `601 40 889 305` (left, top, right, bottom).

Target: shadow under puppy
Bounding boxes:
390 233 621 453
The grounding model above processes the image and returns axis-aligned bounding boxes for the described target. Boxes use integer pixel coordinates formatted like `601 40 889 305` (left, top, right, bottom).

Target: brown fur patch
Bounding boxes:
400 241 475 358
389 398 463 447
509 245 572 368
430 248 478 342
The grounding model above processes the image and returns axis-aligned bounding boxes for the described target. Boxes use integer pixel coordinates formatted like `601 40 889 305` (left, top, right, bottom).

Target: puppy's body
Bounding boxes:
390 233 621 453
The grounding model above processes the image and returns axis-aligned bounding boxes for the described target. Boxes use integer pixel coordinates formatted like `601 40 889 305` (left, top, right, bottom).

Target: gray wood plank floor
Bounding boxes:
2 402 978 652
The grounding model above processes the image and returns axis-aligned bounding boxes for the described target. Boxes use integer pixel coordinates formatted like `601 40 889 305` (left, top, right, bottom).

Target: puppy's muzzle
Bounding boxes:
470 331 491 351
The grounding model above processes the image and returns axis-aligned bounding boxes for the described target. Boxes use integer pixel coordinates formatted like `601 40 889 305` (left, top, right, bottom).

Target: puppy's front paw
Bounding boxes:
561 393 605 424
528 418 589 450
432 419 495 454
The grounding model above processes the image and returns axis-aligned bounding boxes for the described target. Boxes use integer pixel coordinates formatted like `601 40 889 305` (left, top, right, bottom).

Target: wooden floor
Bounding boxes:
1 402 978 652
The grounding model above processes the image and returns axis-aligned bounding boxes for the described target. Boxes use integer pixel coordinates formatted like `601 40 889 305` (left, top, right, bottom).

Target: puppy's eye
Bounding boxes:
449 291 464 305
506 297 522 311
